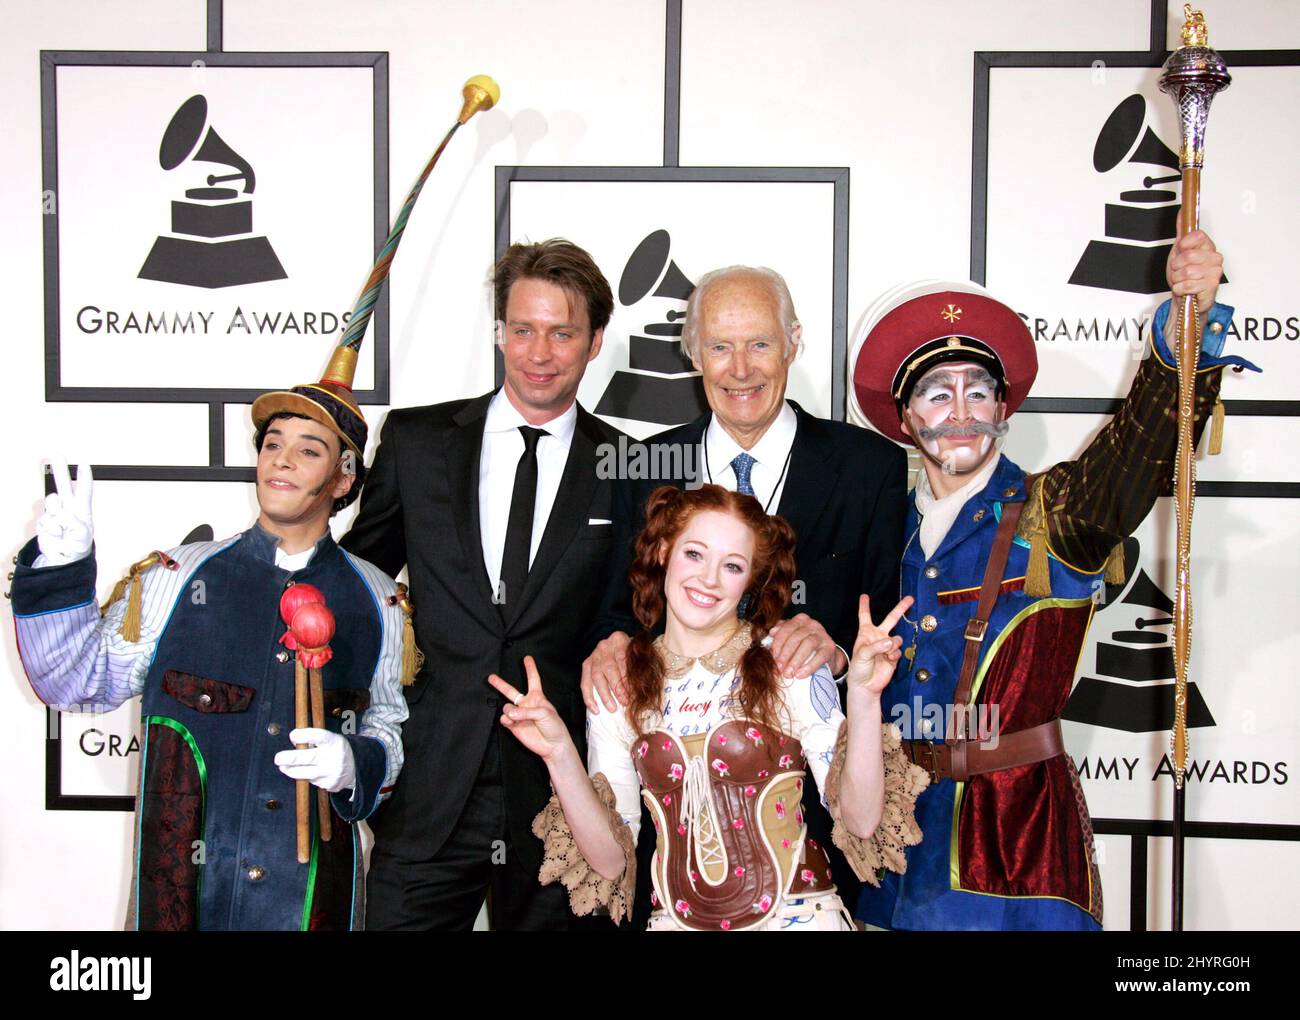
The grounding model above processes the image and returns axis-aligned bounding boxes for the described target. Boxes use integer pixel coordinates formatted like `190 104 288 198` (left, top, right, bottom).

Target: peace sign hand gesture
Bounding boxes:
487 655 577 764
846 594 913 698
36 461 95 567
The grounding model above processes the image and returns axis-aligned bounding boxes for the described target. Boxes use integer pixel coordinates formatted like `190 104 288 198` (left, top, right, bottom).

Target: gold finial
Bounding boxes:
458 75 500 124
1181 5 1209 48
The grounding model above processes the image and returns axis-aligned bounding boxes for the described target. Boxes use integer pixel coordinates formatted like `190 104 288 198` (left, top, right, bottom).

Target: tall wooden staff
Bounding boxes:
1157 4 1230 932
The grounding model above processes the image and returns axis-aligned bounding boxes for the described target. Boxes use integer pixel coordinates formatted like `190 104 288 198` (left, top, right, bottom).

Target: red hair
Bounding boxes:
624 484 798 735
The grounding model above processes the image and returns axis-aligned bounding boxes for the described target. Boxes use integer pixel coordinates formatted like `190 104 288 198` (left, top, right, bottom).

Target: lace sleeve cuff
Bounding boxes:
824 721 929 887
530 771 637 923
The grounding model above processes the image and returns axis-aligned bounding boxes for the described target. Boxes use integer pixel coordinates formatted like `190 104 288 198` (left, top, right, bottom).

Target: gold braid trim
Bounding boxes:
531 772 636 923
824 721 929 886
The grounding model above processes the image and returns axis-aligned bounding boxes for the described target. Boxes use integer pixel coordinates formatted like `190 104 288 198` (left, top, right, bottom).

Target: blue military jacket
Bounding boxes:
12 524 407 930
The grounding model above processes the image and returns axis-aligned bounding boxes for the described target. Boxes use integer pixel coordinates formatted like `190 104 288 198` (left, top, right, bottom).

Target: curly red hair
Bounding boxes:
624 484 798 735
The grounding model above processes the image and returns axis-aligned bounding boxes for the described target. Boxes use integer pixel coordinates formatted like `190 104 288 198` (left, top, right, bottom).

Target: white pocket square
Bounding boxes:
587 518 612 525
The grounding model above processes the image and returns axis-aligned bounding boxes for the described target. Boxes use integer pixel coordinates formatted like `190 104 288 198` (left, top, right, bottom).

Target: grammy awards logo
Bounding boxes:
138 95 287 289
1063 536 1215 733
595 229 709 426
1067 94 1226 295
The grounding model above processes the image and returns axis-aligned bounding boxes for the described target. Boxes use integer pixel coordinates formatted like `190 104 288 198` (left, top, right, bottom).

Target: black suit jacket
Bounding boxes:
592 400 908 653
341 392 620 870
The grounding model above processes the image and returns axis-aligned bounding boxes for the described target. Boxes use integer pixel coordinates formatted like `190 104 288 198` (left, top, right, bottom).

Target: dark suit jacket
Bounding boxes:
592 400 908 653
341 392 620 870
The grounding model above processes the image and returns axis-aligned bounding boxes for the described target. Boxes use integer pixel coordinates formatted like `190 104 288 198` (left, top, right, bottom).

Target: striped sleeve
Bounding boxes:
1035 333 1226 575
11 537 238 712
338 551 409 817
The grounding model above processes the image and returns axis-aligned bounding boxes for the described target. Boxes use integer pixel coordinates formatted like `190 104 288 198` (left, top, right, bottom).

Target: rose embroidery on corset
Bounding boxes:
636 741 649 759
774 799 787 820
745 727 763 744
720 919 732 930
675 899 692 918
743 785 756 798
711 758 730 777
752 894 773 913
734 866 746 878
662 739 673 751
717 734 728 745
778 754 794 769
677 823 687 835
757 769 769 779
668 762 684 782
732 818 745 830
800 868 817 885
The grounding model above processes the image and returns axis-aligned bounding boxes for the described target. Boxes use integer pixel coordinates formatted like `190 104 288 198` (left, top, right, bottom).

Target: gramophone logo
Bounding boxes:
1069 94 1196 295
595 229 709 426
1063 536 1216 733
138 95 287 289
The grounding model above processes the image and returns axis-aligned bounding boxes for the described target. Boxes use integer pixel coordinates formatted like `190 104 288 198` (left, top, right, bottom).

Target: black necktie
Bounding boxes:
498 426 546 621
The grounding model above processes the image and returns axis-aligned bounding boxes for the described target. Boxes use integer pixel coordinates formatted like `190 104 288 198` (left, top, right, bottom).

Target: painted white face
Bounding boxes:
902 361 1006 477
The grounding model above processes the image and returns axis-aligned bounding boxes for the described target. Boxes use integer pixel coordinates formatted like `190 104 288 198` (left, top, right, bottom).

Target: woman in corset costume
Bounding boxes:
488 484 927 930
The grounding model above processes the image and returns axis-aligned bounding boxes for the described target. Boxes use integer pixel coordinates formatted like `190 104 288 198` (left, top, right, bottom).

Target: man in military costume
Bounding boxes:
10 355 411 930
850 230 1256 930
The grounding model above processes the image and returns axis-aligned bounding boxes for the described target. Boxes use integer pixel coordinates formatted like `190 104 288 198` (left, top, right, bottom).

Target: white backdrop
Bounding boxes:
2 0 1296 931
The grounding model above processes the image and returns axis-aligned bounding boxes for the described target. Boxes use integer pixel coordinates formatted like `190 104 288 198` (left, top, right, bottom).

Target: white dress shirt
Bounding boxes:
478 389 578 592
702 400 798 511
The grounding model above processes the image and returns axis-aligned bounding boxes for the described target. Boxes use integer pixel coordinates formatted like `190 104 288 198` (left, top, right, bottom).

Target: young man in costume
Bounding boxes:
850 229 1257 930
9 353 411 930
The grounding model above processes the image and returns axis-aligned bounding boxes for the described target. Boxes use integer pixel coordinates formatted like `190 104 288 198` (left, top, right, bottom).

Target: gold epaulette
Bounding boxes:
389 582 424 686
101 551 177 642
1015 475 1126 598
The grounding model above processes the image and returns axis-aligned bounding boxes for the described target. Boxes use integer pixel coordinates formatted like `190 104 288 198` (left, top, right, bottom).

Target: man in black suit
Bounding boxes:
584 265 907 916
342 239 621 929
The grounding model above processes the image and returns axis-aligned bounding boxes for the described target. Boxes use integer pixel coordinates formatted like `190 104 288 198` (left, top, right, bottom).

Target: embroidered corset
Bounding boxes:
633 718 836 931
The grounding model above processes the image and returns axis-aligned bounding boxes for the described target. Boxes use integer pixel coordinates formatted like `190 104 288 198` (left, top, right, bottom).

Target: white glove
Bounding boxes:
274 728 356 794
35 462 94 567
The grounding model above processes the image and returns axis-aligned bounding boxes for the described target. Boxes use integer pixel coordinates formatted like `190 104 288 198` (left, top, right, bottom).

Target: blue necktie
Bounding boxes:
730 452 756 496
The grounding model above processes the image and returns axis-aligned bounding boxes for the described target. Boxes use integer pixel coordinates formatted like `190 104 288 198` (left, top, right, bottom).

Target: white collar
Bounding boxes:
914 451 1002 558
484 388 578 445
705 400 798 477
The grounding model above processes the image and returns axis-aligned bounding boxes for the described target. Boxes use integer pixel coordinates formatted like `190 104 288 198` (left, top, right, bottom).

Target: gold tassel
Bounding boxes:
1025 532 1052 599
101 552 163 642
1018 476 1052 599
395 583 424 686
1208 398 1225 456
1104 543 1126 585
121 570 144 643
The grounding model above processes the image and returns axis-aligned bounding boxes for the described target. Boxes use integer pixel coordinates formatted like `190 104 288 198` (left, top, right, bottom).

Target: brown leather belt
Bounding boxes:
901 718 1064 783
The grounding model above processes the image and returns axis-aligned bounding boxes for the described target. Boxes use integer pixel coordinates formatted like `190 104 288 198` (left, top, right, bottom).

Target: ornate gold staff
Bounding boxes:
1158 3 1230 932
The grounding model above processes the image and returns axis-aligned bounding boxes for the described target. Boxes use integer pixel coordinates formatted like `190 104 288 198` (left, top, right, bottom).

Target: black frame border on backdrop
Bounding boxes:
493 165 852 420
972 43 1300 500
39 49 391 485
39 48 390 809
971 3 1300 930
971 44 1300 426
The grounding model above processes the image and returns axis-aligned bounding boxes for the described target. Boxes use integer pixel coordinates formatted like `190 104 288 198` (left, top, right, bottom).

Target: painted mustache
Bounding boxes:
916 420 1009 441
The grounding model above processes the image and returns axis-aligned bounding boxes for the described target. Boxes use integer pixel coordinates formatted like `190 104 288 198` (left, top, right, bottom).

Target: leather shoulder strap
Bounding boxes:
951 476 1037 715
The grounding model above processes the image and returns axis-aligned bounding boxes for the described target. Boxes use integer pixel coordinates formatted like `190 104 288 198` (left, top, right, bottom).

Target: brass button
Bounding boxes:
247 866 266 882
275 650 290 664
331 707 343 717
1003 487 1017 498
284 579 295 589
973 509 987 522
1210 321 1223 334
915 668 931 683
923 565 939 580
920 614 938 632
265 799 280 811
267 723 281 736
198 693 213 708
